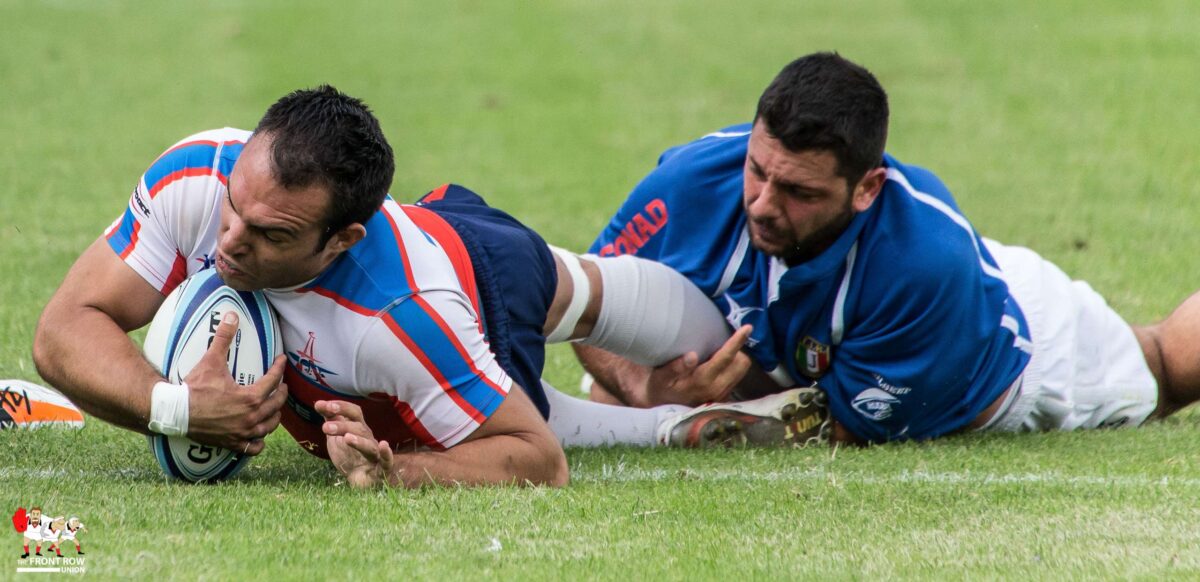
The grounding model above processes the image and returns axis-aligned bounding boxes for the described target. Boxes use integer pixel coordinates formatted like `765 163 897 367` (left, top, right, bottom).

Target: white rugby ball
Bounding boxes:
142 268 282 482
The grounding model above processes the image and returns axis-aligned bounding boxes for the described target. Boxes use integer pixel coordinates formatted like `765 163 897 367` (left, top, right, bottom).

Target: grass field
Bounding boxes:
3 0 1200 579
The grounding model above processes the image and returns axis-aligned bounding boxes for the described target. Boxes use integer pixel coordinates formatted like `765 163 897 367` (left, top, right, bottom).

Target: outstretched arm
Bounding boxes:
34 238 170 432
318 387 568 488
33 238 287 454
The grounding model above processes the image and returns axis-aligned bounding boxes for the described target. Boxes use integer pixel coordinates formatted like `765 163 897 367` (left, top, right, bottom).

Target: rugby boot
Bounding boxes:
656 387 832 448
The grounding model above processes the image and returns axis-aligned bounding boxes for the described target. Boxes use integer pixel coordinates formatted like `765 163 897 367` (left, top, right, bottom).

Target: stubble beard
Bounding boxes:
752 199 856 266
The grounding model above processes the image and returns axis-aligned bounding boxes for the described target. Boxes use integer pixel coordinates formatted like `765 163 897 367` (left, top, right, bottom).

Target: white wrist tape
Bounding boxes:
148 381 190 436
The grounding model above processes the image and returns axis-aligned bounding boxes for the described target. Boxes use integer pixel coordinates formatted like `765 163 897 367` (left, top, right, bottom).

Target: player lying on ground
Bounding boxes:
33 87 821 489
573 52 1200 445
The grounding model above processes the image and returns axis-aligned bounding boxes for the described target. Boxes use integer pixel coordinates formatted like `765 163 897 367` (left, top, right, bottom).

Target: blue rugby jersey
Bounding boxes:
591 124 1033 441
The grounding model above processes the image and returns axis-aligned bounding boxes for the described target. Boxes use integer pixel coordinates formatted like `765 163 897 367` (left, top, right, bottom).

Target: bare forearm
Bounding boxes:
33 305 162 434
572 343 649 406
388 433 568 488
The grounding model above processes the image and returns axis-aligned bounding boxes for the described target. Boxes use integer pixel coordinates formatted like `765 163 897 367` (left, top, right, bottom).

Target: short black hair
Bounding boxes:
254 85 394 247
754 52 889 185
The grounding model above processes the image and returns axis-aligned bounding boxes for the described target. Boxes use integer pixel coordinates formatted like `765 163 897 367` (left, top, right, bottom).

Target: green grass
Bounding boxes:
3 0 1200 579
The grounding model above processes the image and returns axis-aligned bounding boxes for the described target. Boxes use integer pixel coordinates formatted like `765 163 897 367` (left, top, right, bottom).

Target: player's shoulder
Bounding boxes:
153 127 252 165
162 127 252 150
635 123 749 220
310 199 464 314
652 123 751 183
879 154 965 219
863 155 983 283
143 127 252 187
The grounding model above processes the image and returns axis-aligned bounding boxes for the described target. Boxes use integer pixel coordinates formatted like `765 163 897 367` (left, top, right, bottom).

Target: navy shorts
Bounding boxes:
416 184 555 419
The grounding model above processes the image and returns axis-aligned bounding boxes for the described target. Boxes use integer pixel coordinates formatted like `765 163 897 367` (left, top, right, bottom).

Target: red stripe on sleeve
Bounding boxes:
153 139 245 162
381 207 421 293
410 294 507 399
297 287 378 317
390 398 445 451
118 221 142 260
147 167 215 199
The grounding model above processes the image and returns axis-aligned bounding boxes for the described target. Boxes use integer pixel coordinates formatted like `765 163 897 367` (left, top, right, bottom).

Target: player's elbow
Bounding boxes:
543 445 570 488
520 432 569 488
31 307 64 386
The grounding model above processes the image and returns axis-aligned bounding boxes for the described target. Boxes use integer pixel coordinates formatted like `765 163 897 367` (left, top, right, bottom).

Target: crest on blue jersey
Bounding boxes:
797 336 831 379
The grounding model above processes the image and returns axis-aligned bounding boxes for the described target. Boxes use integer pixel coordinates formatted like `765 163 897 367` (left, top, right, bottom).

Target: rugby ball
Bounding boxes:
0 379 84 429
142 268 282 482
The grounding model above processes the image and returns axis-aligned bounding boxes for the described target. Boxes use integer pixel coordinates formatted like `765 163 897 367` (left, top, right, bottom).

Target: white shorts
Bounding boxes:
980 240 1158 432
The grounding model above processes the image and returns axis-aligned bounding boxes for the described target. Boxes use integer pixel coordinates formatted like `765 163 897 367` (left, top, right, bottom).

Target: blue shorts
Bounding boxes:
417 184 555 419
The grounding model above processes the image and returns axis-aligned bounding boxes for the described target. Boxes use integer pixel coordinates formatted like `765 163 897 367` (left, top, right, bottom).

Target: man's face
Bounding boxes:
742 121 883 264
29 509 41 521
217 135 347 291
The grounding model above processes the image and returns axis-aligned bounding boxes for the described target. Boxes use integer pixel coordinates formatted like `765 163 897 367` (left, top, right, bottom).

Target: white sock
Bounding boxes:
543 381 688 447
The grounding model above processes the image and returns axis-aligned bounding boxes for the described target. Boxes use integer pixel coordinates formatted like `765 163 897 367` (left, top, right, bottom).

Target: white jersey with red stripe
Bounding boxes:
105 128 512 454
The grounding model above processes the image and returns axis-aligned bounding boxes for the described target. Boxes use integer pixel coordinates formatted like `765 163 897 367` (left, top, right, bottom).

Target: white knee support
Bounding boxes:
581 254 731 366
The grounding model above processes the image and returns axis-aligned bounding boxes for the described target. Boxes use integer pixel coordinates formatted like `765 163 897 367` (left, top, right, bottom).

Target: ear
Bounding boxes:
851 167 887 213
326 223 367 254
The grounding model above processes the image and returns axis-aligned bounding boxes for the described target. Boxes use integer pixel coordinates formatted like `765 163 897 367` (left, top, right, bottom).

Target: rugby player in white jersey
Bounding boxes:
61 517 86 555
44 517 65 558
20 507 44 559
576 53 1200 444
33 86 823 489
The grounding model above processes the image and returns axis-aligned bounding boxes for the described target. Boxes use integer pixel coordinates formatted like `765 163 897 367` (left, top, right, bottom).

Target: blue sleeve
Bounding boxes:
589 129 750 295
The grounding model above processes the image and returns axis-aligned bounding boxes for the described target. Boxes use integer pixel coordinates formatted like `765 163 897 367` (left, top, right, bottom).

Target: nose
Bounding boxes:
219 216 250 257
746 179 782 219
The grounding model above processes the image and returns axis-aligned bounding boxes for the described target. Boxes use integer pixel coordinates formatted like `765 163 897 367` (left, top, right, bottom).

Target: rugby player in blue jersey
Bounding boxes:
576 52 1200 445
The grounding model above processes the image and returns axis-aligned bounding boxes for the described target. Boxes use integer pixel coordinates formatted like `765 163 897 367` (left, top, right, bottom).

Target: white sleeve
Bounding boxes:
103 129 245 294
